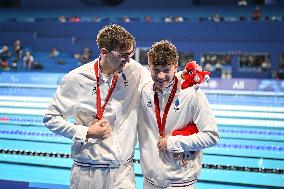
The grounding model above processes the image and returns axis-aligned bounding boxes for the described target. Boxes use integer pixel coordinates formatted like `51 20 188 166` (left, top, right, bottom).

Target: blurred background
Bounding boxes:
0 0 283 188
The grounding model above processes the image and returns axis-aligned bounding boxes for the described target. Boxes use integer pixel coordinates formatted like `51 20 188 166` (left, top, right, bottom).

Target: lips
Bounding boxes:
155 79 168 86
115 62 126 73
115 67 123 73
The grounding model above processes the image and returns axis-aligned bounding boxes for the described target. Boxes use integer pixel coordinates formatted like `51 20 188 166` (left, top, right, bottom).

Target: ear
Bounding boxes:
174 63 178 72
100 48 108 57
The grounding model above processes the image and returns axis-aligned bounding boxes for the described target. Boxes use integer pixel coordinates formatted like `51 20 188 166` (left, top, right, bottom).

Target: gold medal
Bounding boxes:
88 119 100 127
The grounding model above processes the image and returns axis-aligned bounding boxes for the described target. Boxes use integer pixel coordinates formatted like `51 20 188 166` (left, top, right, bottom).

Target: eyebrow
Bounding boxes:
125 49 135 54
154 67 171 71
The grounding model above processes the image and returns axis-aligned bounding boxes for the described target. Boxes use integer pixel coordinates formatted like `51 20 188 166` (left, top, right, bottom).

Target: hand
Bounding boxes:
157 135 169 152
86 119 111 140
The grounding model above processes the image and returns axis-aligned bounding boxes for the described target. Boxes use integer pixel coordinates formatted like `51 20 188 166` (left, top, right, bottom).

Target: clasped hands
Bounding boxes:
157 135 188 166
86 119 111 140
157 135 169 152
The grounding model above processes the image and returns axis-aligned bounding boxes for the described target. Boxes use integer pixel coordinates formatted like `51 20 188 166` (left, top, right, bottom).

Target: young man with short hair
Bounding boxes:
44 24 151 189
138 40 219 189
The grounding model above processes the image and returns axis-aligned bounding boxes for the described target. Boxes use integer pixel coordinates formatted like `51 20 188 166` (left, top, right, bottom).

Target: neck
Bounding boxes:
154 85 163 93
99 58 114 75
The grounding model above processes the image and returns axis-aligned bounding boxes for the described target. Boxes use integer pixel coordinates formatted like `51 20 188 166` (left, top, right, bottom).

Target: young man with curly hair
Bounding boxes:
43 24 151 189
138 40 219 189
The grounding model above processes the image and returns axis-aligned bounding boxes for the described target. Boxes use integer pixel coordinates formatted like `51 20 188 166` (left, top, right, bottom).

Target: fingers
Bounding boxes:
99 119 110 127
157 144 167 152
99 123 111 138
102 123 111 134
100 120 111 139
157 138 167 152
104 126 111 135
157 141 162 150
101 131 111 139
95 127 111 140
87 119 112 140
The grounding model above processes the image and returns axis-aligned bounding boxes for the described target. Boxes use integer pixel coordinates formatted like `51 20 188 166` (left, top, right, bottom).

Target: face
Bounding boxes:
106 45 135 74
150 64 178 91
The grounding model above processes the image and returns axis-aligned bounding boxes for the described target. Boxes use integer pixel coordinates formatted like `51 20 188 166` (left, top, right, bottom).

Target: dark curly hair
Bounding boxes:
96 24 136 52
148 40 179 67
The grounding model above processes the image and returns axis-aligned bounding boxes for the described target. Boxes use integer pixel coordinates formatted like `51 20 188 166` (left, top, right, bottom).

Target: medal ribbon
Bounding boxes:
154 76 178 137
94 60 118 120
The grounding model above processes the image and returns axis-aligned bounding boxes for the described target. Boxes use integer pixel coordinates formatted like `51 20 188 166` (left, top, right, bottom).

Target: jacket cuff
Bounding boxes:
167 135 184 153
72 125 89 144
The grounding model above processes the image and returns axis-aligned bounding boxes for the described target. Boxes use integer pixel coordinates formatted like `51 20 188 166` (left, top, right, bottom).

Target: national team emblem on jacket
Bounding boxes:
147 101 152 108
122 72 128 87
174 98 180 112
92 86 96 95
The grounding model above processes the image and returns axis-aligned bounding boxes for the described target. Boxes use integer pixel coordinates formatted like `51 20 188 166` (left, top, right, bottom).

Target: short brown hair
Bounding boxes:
96 24 136 52
148 40 179 67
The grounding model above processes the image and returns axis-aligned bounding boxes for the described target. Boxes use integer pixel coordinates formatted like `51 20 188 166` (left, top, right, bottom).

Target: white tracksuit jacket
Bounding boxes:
44 58 151 167
138 77 220 186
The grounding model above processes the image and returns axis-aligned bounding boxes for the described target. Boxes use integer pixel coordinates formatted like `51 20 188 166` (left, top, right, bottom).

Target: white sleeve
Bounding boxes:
175 71 183 80
43 73 89 142
137 64 152 94
167 89 220 152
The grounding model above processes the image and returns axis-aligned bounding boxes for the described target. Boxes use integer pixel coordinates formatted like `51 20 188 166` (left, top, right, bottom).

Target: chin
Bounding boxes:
114 67 123 73
116 69 123 74
155 85 165 91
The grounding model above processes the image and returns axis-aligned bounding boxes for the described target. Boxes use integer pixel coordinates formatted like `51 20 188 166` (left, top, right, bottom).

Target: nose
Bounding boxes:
117 59 128 70
157 71 166 80
122 55 131 63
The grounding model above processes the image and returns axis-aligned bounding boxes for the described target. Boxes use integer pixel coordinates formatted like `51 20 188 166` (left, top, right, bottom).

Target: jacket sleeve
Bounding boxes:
134 61 152 94
167 89 220 152
43 73 89 142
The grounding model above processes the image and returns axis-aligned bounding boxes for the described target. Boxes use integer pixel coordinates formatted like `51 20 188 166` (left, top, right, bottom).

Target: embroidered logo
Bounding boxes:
147 101 152 107
174 98 180 112
122 72 128 87
92 86 96 95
